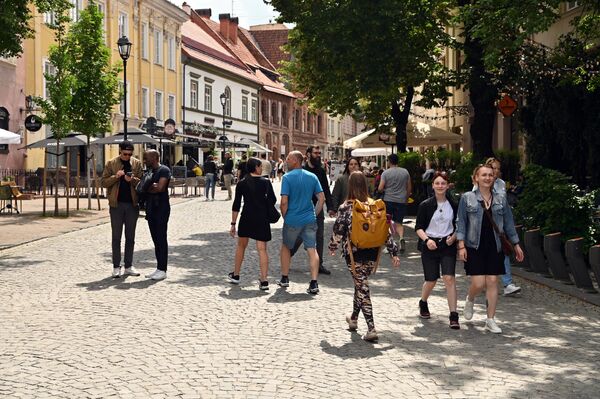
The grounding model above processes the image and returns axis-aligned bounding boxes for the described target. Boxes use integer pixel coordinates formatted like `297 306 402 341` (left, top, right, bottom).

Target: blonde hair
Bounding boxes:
472 164 494 183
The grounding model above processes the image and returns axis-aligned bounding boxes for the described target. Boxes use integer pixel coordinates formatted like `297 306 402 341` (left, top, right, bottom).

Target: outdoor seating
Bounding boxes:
0 181 33 214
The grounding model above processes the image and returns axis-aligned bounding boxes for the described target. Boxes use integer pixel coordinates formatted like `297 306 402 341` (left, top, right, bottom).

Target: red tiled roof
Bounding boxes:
249 25 290 68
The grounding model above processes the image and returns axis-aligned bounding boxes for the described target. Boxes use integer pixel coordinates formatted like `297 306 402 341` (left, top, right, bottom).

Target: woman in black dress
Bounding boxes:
456 165 524 334
228 158 277 290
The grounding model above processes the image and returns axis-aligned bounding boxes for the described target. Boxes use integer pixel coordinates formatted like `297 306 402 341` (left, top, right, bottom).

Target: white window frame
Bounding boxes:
190 79 198 109
96 2 107 43
141 23 149 60
154 29 163 66
566 1 579 11
167 35 176 70
118 12 128 39
168 94 176 120
242 96 248 121
44 12 57 26
251 99 257 122
224 86 231 117
141 87 149 118
204 84 212 112
70 0 82 22
43 60 56 100
155 90 163 121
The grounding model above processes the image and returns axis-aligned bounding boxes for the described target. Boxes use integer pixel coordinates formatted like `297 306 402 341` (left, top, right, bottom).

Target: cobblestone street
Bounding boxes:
1 183 599 398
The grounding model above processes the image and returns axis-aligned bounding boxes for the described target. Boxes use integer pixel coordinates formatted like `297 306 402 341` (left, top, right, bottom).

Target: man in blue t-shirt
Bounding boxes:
278 151 325 294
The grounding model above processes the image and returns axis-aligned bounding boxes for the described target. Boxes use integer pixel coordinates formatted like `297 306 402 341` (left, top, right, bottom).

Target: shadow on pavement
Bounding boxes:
320 335 394 359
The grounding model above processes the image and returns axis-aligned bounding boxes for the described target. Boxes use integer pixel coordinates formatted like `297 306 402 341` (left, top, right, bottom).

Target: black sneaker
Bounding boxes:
307 280 319 294
228 272 240 284
276 275 289 287
449 311 460 329
419 299 431 319
259 281 269 291
399 238 406 254
318 265 331 275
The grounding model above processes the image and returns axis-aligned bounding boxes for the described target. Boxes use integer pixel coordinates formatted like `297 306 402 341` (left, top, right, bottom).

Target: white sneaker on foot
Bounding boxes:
362 330 378 342
124 267 140 276
346 314 358 331
464 295 474 320
503 283 522 296
112 267 121 278
485 318 502 334
147 270 166 280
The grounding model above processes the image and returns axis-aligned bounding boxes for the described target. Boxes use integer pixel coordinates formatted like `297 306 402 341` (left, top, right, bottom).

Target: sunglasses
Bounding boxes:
121 152 133 156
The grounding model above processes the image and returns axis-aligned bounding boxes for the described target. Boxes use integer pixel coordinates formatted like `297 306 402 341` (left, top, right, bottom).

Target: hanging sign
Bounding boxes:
498 95 518 117
25 115 42 132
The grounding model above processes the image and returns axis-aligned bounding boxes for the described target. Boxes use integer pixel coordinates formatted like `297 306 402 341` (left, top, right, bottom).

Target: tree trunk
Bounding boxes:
86 137 92 210
392 86 414 153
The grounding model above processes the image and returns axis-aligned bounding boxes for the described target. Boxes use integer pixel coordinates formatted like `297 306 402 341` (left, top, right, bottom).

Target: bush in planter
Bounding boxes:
494 149 520 184
450 152 484 193
514 164 599 248
397 152 426 213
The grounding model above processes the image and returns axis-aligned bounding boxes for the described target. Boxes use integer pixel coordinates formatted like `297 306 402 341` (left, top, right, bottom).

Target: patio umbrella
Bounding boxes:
237 138 272 153
93 132 175 145
23 134 90 149
0 128 21 145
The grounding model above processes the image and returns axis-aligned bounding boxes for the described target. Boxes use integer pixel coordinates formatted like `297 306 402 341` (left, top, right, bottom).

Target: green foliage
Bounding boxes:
67 2 120 140
397 152 426 202
514 164 600 247
424 149 463 171
494 149 520 184
451 152 483 193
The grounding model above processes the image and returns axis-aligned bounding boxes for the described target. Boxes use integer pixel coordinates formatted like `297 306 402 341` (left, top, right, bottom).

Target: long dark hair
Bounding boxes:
347 171 369 202
343 157 360 175
246 157 262 174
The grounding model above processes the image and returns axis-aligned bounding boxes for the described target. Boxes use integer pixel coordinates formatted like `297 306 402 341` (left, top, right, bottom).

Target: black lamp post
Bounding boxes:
25 95 33 113
219 92 227 163
117 36 132 140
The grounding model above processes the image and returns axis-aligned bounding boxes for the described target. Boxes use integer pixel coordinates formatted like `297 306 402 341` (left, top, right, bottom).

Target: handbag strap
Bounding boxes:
481 200 503 236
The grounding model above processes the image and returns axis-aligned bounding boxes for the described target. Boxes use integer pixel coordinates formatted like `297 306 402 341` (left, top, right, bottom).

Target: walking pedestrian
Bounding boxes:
329 172 400 342
330 157 360 214
278 150 325 294
228 158 277 290
457 164 524 333
260 153 272 179
289 145 334 275
203 155 217 201
143 150 172 281
101 141 143 278
237 154 248 182
222 152 234 201
377 153 412 253
276 156 285 181
415 171 460 329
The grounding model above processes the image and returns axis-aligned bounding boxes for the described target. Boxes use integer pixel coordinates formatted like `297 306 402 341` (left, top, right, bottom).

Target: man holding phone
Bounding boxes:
101 141 143 278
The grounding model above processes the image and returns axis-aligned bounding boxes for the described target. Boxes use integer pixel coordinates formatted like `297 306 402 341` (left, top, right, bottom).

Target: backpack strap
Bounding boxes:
347 240 356 276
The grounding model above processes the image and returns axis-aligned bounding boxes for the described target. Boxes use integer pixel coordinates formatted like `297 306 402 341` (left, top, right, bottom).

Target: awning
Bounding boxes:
22 134 94 149
0 128 21 145
351 147 392 157
344 122 462 149
237 138 272 153
94 132 176 145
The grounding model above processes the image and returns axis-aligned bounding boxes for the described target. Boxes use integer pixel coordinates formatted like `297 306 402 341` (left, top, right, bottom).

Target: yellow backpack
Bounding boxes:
349 198 389 248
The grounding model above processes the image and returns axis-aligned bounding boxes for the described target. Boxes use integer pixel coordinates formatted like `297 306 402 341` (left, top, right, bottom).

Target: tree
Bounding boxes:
0 0 71 58
34 3 75 216
67 1 121 209
267 0 460 153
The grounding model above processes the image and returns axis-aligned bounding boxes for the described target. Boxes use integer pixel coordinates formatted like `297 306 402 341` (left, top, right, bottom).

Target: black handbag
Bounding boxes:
268 203 280 223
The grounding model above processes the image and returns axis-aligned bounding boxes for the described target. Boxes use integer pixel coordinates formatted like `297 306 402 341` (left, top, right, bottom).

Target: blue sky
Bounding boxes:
172 0 280 29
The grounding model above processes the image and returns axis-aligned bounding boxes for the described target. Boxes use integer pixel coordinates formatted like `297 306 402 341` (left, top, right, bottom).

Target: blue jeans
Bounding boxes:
502 255 512 286
204 173 215 199
282 222 317 249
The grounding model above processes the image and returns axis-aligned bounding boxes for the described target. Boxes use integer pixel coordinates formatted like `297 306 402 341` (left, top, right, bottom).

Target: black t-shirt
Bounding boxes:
238 161 247 180
203 160 217 175
223 159 234 174
147 165 171 211
117 160 133 203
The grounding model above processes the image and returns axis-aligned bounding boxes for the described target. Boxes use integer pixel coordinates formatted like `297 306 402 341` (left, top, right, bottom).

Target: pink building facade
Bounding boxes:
0 55 26 171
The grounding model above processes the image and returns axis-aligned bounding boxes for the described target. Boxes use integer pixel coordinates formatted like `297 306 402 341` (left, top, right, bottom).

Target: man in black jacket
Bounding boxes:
290 145 334 274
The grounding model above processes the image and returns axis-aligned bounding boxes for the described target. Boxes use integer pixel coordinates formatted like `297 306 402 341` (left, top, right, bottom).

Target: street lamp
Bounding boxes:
219 92 227 163
117 36 132 140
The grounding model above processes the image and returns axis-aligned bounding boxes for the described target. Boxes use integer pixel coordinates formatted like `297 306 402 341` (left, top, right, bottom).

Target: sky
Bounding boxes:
171 0 281 29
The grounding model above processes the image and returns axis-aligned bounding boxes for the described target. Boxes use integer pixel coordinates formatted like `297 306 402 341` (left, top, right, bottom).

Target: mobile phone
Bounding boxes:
126 172 132 177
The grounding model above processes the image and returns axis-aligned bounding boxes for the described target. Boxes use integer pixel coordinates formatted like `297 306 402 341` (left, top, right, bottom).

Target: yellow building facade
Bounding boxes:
23 0 188 169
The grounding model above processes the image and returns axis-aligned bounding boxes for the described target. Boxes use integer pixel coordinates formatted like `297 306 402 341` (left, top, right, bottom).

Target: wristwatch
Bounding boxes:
424 238 430 244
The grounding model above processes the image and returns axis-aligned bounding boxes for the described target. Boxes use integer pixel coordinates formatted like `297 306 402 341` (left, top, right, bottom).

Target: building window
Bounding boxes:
204 84 212 112
44 12 57 26
242 96 248 120
118 12 128 39
141 87 149 117
271 102 278 125
155 91 163 120
294 109 300 130
70 0 82 22
97 2 107 42
141 23 149 60
154 29 163 65
43 61 56 100
566 1 579 11
190 79 198 109
167 35 176 70
119 82 130 115
168 95 176 120
261 100 267 122
307 113 313 133
317 115 323 134
282 105 288 127
251 99 257 122
224 86 231 117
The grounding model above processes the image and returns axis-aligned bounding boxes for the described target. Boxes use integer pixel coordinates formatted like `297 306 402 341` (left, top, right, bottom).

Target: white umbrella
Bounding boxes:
0 128 21 145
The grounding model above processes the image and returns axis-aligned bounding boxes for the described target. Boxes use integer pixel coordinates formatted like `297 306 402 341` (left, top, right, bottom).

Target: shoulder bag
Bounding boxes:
482 204 513 256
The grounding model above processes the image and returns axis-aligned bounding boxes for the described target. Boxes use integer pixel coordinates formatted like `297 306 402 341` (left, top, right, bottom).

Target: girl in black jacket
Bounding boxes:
415 171 460 329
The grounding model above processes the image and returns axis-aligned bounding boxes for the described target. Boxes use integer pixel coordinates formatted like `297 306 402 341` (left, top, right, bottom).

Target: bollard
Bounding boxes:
543 233 572 283
565 238 597 293
515 225 531 270
588 246 600 291
524 229 551 276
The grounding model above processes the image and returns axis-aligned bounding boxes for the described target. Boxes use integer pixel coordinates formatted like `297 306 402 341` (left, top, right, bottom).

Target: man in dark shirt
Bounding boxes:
237 154 248 182
290 145 334 275
101 141 143 278
223 152 234 200
143 149 171 281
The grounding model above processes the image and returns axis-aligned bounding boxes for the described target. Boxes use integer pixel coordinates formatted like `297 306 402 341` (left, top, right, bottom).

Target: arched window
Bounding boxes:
282 134 289 155
265 132 272 148
271 101 278 125
317 115 322 134
282 105 288 127
307 113 313 133
224 86 231 117
294 109 300 130
261 100 267 122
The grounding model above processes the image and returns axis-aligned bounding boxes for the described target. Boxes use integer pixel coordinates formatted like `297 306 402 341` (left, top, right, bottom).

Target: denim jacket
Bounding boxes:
455 189 519 251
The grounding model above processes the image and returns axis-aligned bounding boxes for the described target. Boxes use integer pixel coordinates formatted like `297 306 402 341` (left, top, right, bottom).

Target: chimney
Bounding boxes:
195 8 211 18
219 13 230 41
228 17 239 44
181 2 191 15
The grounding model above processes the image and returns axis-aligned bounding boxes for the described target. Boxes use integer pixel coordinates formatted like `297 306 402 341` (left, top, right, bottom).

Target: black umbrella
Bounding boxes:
94 132 175 145
22 134 91 149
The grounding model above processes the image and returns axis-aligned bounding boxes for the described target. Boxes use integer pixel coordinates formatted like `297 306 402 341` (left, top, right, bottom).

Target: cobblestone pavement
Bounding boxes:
1 182 600 398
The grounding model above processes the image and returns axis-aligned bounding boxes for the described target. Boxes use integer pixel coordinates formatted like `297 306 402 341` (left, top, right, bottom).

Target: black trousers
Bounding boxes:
147 206 170 271
109 202 139 268
291 210 324 267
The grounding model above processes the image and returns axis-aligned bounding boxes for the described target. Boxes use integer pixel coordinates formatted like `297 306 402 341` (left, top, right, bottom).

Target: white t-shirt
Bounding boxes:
425 200 454 238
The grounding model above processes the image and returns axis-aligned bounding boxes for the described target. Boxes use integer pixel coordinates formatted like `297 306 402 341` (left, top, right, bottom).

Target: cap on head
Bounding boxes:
119 141 134 151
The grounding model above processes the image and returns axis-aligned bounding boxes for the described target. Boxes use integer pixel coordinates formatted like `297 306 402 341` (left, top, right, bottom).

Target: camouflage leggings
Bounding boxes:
348 260 377 332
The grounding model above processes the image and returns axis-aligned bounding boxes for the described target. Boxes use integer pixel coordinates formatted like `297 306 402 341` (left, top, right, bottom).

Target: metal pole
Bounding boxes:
222 103 226 164
123 59 128 141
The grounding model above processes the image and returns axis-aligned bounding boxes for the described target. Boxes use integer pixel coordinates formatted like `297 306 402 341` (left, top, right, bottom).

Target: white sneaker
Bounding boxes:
503 283 522 296
346 314 358 331
123 267 140 276
362 330 378 342
464 295 474 320
485 318 502 334
112 267 121 278
146 270 167 280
